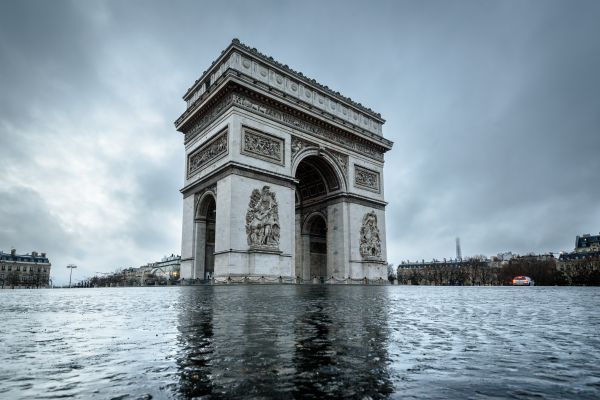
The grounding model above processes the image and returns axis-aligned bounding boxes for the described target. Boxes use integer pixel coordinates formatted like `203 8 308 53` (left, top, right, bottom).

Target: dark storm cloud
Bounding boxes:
0 186 71 254
1 0 599 282
380 1 600 259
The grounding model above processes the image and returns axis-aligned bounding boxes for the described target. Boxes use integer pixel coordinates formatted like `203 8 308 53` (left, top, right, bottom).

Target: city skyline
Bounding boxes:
1 0 599 284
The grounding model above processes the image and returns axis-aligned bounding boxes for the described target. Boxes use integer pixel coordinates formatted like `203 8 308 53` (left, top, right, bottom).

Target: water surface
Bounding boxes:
1 286 599 399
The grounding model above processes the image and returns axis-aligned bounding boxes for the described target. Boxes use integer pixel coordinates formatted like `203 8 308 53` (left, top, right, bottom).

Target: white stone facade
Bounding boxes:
176 40 393 282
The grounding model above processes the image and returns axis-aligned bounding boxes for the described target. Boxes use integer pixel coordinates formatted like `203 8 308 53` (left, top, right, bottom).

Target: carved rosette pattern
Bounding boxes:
242 128 284 165
246 186 280 250
354 165 380 193
360 211 382 260
188 131 228 177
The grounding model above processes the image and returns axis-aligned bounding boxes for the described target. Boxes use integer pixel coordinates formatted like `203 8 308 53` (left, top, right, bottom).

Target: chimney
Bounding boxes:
11 248 16 256
41 252 46 258
32 251 38 257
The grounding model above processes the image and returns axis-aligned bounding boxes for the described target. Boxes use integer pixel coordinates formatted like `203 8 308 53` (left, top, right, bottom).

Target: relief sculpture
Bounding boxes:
246 186 280 249
188 131 228 177
360 211 382 260
354 165 380 192
242 128 283 165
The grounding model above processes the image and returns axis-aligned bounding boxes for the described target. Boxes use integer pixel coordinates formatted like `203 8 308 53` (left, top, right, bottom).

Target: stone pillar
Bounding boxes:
301 233 311 281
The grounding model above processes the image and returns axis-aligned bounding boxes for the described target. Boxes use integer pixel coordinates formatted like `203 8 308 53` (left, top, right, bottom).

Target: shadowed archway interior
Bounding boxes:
295 155 342 281
195 194 216 280
307 215 327 280
295 156 340 204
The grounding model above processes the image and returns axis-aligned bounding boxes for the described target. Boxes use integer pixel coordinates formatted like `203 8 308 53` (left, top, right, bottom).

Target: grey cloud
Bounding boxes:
0 185 72 255
1 0 599 282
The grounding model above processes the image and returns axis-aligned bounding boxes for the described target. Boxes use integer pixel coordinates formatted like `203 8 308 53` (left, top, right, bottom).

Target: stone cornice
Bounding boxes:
178 39 386 136
295 191 388 211
181 161 298 197
177 80 392 159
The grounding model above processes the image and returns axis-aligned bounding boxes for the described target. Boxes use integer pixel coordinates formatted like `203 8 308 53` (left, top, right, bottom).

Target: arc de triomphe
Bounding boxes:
175 39 393 282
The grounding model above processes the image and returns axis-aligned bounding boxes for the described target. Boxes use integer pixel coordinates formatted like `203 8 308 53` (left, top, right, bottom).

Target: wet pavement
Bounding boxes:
1 285 599 399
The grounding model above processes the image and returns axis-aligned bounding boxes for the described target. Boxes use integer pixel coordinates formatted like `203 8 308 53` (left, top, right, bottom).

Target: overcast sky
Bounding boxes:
1 0 599 285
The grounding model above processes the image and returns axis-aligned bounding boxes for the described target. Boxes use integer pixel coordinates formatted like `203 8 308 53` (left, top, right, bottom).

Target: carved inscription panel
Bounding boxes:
187 129 228 177
241 127 284 166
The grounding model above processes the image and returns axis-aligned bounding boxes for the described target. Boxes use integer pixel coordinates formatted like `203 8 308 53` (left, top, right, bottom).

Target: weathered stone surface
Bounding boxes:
177 41 392 281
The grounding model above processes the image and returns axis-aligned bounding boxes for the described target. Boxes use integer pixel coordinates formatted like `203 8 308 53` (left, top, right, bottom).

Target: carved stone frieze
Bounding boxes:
241 127 284 165
246 186 280 250
328 149 348 176
360 211 382 260
232 93 384 161
291 136 314 160
354 165 380 193
185 94 234 143
187 130 228 177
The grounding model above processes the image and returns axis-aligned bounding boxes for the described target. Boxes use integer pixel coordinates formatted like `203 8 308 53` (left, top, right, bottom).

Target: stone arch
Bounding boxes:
294 152 342 282
195 190 217 221
292 148 347 195
301 210 328 235
193 191 216 280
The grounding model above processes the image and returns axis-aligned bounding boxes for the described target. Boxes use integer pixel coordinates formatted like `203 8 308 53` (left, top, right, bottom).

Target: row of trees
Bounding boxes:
87 270 173 288
395 258 500 286
1 270 49 288
394 255 600 286
555 256 600 285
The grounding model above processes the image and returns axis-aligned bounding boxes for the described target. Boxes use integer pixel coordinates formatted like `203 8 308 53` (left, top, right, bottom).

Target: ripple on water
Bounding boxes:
0 286 599 399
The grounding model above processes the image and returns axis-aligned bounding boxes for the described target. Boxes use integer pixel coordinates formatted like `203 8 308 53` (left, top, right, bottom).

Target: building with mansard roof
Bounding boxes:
0 249 51 288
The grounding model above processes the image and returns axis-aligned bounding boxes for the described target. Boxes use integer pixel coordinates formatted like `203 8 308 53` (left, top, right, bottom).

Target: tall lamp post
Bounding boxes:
67 264 77 288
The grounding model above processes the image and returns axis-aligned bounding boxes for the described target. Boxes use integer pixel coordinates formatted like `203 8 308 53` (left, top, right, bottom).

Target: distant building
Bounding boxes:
142 254 181 284
575 233 600 253
495 252 515 262
90 254 181 287
558 233 600 284
0 249 51 288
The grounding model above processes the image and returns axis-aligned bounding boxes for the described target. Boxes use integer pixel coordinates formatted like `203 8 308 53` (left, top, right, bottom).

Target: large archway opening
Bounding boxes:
294 154 342 282
194 193 216 280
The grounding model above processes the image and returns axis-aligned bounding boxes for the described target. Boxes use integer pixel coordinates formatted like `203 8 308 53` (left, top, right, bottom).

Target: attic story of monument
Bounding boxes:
175 39 393 282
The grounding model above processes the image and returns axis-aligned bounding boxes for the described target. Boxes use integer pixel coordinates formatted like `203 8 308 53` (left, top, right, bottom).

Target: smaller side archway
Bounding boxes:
300 212 328 282
194 191 216 280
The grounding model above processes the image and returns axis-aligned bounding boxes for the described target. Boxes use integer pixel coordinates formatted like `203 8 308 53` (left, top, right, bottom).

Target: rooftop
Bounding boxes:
0 250 50 264
184 39 383 120
177 39 387 138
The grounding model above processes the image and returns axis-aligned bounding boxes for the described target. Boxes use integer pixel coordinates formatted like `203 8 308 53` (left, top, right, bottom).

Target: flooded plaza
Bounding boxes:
1 285 599 399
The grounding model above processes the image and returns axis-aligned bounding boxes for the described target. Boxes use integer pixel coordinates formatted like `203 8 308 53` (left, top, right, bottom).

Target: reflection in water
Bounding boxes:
176 288 215 398
2 286 599 399
292 286 393 398
293 288 337 397
175 285 393 398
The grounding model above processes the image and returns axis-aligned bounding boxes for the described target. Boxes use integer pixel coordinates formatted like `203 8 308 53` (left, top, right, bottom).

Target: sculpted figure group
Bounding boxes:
360 211 382 259
246 186 280 249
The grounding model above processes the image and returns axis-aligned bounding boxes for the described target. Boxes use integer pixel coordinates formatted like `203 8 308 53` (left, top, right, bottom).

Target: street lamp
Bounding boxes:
67 264 77 288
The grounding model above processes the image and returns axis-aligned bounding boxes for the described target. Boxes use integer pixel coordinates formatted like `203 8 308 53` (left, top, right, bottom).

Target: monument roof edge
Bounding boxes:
183 38 385 123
